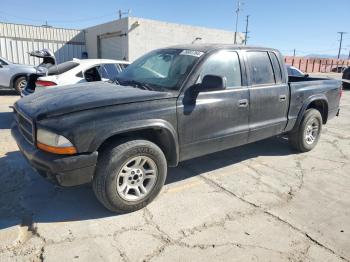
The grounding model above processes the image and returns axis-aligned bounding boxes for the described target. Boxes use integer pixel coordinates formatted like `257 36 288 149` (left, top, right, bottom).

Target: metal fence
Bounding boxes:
284 56 350 73
0 22 86 65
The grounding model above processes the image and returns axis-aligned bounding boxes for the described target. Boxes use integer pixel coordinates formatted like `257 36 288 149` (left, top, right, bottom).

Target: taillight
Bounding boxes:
35 80 57 87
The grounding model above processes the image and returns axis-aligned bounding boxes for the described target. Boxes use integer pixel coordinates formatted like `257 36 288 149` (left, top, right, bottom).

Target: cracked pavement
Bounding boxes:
0 86 349 262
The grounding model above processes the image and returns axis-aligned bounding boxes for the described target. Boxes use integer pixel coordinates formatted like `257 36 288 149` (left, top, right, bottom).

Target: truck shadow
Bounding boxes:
0 137 295 230
0 112 14 129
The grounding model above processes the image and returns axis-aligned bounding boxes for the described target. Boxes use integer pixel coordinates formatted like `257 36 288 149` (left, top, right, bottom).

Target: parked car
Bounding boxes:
286 65 309 77
331 66 347 73
0 57 36 94
22 58 130 96
342 66 350 89
12 44 342 213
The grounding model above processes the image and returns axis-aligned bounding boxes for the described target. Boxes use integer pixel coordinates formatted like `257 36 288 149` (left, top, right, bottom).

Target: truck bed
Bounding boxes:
286 76 342 131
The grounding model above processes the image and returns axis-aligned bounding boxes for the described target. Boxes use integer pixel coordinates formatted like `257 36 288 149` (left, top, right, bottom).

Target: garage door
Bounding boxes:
99 33 124 60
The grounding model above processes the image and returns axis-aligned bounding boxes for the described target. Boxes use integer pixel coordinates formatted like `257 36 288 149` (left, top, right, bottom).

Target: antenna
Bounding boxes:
234 1 243 44
118 9 131 20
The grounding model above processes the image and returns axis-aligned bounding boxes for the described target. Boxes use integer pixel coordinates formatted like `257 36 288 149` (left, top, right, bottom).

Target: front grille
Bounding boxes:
14 107 34 144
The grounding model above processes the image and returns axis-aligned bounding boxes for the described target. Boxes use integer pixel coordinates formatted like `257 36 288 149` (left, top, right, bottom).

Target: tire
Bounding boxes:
14 76 27 95
288 109 323 152
93 139 167 213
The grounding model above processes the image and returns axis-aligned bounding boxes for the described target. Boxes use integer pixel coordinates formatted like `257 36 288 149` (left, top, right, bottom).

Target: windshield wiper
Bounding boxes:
117 79 154 91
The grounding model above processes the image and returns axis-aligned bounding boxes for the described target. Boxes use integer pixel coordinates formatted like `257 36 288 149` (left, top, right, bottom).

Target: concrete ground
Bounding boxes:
0 86 349 262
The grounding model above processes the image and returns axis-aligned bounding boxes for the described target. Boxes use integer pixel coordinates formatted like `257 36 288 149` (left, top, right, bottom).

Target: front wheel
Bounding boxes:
93 140 167 213
288 109 323 152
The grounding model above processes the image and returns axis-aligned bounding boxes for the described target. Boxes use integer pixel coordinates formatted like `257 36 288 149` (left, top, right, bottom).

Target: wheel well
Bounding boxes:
97 128 178 166
11 74 27 89
306 100 328 124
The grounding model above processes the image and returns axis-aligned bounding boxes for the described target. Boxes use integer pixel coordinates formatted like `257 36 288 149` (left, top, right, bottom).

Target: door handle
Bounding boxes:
238 99 248 107
279 95 287 102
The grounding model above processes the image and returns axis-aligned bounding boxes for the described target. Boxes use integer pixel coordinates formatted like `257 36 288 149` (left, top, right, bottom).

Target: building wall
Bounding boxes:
84 18 129 60
0 22 85 65
85 17 245 62
127 17 245 61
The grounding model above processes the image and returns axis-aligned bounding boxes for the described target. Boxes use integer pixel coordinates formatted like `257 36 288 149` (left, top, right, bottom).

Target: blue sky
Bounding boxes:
0 0 349 57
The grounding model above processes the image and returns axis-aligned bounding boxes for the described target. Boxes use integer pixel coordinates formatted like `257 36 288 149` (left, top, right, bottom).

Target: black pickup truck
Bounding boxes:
12 44 342 212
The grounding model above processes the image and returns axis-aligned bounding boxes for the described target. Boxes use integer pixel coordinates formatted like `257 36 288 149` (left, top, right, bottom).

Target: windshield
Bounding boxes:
116 49 203 90
47 61 79 76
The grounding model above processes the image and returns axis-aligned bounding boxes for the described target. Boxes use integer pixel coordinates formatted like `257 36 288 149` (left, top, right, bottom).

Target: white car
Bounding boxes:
25 58 129 94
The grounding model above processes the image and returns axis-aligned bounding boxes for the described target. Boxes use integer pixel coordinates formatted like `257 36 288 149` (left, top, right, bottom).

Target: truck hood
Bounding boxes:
16 81 177 119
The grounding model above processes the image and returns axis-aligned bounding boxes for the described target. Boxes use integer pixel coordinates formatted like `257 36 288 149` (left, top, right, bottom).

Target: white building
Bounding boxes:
85 17 245 62
0 17 244 64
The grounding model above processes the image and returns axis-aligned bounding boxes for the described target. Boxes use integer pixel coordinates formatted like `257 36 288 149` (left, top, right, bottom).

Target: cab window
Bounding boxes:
269 52 283 83
199 51 242 88
246 51 275 85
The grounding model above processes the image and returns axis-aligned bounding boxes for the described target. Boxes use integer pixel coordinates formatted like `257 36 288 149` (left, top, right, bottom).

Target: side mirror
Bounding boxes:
304 74 309 78
201 75 227 92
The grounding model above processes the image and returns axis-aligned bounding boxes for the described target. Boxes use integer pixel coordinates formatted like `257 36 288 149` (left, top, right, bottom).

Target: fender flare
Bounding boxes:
293 94 328 131
91 119 179 166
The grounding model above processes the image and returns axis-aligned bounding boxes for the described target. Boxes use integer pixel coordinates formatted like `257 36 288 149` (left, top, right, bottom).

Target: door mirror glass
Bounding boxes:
201 75 227 92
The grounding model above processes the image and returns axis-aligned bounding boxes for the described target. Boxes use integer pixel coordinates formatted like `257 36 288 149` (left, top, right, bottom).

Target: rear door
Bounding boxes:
245 50 289 142
177 50 250 160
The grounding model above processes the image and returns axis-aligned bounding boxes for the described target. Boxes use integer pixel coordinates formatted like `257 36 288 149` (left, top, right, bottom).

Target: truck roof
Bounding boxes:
166 44 280 53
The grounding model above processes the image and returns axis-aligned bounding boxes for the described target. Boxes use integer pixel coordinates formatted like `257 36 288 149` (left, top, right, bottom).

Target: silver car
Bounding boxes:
0 57 36 94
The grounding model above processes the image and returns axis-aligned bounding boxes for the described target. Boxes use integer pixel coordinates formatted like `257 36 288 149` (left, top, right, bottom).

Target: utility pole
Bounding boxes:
337 32 347 59
234 1 242 44
293 49 296 57
244 15 249 45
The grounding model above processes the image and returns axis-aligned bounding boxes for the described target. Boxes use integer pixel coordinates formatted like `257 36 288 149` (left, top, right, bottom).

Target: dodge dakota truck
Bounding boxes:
11 44 342 212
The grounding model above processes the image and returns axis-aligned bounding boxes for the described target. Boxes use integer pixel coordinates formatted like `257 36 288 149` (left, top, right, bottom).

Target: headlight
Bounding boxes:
36 129 77 155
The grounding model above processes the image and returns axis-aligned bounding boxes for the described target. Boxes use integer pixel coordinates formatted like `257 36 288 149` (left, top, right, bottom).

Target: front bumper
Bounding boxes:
11 123 98 187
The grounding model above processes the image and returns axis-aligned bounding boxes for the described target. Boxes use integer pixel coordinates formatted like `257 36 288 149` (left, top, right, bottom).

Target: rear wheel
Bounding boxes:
288 109 322 152
93 140 167 213
14 76 27 94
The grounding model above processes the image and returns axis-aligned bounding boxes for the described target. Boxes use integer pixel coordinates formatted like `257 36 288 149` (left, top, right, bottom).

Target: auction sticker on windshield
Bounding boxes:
180 50 204 57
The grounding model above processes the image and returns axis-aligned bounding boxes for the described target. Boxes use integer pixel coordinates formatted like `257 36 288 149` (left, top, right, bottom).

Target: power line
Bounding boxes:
337 32 347 59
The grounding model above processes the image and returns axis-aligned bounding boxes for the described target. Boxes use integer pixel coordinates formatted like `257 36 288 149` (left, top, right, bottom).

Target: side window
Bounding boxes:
119 63 129 70
269 52 282 83
85 66 102 82
98 65 109 79
199 51 241 88
103 64 119 79
292 68 303 77
246 51 275 85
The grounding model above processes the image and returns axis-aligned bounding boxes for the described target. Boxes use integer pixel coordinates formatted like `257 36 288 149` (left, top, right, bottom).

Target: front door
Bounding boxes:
245 51 289 142
177 50 249 161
